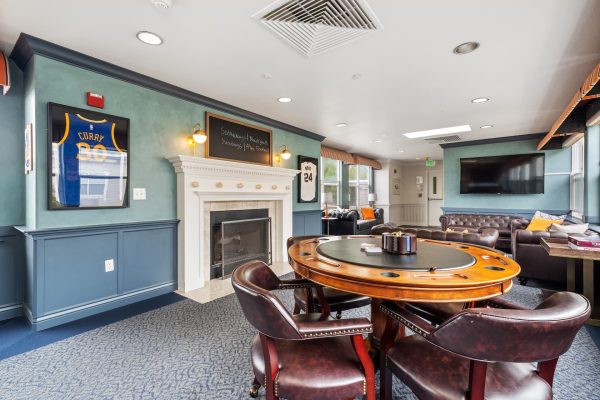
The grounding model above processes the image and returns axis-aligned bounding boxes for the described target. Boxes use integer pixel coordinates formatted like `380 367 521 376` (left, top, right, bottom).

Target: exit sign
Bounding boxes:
425 159 436 167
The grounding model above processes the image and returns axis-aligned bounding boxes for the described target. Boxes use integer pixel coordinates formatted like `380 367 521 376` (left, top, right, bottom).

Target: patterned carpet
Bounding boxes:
0 282 599 400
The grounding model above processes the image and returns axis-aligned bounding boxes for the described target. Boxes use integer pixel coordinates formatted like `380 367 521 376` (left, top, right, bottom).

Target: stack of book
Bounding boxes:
568 234 600 251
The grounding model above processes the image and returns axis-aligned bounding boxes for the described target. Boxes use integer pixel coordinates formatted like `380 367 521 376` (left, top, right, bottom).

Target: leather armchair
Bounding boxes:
511 218 572 285
232 260 375 400
287 235 371 318
379 292 591 400
371 223 500 249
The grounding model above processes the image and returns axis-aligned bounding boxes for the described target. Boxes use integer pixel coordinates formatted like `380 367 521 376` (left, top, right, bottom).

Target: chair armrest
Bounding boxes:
511 218 530 233
296 317 372 338
380 302 435 337
277 279 323 290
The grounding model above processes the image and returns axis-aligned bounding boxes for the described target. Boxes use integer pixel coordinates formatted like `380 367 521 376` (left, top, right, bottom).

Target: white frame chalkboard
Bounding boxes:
205 112 273 166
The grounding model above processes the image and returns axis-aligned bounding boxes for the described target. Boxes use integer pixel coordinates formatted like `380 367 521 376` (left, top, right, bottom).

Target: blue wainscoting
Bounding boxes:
292 210 322 236
0 227 24 322
17 220 178 331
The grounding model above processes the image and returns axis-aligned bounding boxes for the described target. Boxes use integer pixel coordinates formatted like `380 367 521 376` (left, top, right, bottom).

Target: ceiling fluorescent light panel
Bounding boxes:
403 125 472 139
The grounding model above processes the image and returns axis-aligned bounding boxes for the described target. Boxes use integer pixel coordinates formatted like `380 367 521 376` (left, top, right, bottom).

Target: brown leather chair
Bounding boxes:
232 260 376 400
379 292 591 400
287 235 371 318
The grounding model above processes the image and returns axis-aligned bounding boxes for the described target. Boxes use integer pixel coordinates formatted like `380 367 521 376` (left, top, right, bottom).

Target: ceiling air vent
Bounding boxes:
423 135 462 144
252 0 383 58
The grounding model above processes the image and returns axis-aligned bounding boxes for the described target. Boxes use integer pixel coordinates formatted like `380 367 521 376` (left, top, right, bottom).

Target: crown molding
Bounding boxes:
10 33 325 143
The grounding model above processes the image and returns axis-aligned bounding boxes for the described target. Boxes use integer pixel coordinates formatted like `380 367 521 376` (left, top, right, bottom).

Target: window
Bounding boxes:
349 164 371 208
321 157 341 208
570 138 585 216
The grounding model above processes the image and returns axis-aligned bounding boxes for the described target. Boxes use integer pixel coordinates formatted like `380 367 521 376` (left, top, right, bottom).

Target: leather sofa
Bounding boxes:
324 208 384 235
439 214 520 252
510 218 576 285
371 222 499 249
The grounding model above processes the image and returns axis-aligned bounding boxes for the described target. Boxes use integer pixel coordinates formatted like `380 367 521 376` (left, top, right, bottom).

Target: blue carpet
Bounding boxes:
587 325 600 349
0 292 184 361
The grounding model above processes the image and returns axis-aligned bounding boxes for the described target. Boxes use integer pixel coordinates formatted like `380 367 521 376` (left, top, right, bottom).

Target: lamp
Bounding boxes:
368 193 377 207
192 123 207 144
274 145 292 165
187 123 207 156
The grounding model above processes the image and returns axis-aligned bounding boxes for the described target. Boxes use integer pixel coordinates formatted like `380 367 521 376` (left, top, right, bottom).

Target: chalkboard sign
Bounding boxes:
205 112 272 166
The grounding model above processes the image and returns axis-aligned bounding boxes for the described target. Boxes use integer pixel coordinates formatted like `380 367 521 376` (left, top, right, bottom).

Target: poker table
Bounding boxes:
288 235 521 350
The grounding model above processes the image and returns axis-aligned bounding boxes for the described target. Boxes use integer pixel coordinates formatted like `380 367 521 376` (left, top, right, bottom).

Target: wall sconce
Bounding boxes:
274 145 291 165
187 123 207 156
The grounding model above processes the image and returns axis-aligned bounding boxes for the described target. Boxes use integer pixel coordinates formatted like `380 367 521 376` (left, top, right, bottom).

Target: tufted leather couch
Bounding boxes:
324 208 384 235
510 218 579 285
371 222 499 249
439 214 520 252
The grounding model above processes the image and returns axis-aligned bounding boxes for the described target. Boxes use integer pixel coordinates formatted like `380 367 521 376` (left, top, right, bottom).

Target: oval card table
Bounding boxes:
288 235 521 352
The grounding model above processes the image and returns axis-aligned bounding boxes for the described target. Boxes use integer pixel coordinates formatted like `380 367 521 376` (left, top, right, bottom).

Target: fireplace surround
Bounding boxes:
169 155 299 292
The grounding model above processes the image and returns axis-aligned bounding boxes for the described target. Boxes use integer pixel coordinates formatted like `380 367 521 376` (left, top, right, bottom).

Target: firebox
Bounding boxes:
210 209 272 279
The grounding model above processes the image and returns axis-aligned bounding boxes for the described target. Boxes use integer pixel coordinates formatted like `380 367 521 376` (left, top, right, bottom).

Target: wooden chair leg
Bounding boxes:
382 363 393 400
468 360 487 400
293 303 301 315
260 334 280 400
379 316 398 400
538 358 559 387
352 335 375 400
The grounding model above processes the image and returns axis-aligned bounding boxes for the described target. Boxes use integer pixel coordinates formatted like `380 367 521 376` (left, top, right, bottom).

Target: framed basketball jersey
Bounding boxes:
47 103 130 209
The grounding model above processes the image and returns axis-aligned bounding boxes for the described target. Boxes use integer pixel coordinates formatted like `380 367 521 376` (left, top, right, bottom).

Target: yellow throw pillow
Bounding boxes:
360 207 376 220
526 217 563 232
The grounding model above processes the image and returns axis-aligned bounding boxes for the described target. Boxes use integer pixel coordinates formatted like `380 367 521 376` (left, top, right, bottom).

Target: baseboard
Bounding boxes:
26 282 176 331
0 304 23 322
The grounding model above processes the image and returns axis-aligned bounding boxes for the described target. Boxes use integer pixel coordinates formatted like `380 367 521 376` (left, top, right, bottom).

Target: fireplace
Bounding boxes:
210 209 272 279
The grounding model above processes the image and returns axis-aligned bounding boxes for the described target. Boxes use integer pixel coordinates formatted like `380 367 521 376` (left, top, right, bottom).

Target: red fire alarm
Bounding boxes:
86 92 104 108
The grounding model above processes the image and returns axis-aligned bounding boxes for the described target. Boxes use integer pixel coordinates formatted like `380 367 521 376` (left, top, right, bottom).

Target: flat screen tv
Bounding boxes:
460 153 545 194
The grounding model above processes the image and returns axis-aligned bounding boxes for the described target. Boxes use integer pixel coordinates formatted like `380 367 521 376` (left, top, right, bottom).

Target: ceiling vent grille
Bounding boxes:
252 0 383 58
423 135 462 144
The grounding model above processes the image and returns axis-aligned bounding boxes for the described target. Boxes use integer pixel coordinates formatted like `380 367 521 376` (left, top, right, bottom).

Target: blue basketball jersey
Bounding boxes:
57 113 121 206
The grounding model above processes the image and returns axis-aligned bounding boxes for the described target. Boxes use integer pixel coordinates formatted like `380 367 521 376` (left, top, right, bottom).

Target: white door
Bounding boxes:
427 170 444 227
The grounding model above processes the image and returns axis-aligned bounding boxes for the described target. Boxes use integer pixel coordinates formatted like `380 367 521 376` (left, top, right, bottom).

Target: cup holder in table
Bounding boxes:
381 272 400 278
458 245 470 249
485 266 505 271
300 252 312 256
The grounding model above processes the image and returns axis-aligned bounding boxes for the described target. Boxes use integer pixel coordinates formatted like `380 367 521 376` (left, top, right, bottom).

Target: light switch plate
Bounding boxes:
133 188 146 200
105 259 115 272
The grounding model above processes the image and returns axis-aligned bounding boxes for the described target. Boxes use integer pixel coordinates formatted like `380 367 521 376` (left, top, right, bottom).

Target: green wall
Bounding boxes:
443 138 571 212
584 124 600 221
27 55 321 229
0 60 25 227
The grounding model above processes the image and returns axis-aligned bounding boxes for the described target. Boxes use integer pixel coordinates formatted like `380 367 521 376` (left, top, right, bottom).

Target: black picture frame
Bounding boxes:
297 155 319 203
47 102 130 210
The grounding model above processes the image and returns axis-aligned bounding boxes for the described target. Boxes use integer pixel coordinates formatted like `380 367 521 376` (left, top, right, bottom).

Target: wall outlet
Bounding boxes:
133 188 146 200
105 259 115 272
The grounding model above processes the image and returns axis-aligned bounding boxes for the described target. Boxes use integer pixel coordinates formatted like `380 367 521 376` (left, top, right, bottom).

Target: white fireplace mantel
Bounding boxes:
168 155 299 292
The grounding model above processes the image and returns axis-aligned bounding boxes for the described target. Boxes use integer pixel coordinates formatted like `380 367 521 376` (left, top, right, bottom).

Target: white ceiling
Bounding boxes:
2 0 600 160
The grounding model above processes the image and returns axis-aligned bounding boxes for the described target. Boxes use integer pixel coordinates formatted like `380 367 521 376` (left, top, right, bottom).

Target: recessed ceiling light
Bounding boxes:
277 97 292 103
373 140 382 143
480 125 494 129
403 124 472 139
453 42 480 55
471 97 490 103
398 150 404 153
352 73 362 80
335 122 348 127
261 73 272 79
136 31 163 45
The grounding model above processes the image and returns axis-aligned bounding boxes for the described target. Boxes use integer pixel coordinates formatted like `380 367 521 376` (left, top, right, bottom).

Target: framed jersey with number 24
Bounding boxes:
298 155 318 203
47 103 130 210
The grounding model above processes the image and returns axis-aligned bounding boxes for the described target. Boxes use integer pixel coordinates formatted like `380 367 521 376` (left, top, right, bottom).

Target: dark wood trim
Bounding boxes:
9 33 325 143
440 133 547 149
